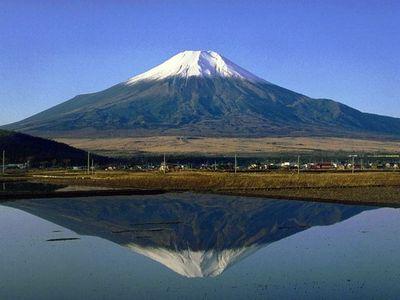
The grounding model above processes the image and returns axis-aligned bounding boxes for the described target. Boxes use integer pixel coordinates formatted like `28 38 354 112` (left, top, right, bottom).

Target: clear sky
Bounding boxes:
1 0 399 125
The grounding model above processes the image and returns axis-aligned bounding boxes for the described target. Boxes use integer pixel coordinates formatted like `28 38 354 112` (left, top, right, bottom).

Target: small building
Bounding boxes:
159 162 169 173
309 162 337 170
5 163 28 170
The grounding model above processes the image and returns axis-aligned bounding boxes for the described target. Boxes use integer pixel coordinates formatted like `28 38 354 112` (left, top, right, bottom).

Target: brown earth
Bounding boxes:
4 170 399 206
56 136 400 156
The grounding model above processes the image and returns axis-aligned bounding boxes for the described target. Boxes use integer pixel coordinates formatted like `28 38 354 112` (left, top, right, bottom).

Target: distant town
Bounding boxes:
2 151 399 174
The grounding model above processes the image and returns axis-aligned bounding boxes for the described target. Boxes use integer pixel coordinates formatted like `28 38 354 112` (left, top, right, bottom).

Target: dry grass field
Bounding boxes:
25 170 400 206
57 136 400 156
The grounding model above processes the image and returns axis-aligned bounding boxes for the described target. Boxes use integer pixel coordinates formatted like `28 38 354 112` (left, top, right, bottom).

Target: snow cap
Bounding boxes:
126 50 262 84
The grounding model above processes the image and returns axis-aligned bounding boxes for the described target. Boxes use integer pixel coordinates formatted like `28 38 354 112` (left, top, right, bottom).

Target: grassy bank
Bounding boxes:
7 170 398 206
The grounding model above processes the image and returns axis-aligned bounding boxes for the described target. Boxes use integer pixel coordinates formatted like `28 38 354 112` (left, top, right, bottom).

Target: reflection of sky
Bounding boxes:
1 206 400 299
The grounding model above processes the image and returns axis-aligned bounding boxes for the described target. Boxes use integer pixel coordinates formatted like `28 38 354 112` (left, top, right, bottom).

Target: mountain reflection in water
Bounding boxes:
6 193 373 278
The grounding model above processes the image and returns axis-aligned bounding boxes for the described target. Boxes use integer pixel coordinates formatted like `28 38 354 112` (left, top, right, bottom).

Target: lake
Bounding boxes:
1 193 400 299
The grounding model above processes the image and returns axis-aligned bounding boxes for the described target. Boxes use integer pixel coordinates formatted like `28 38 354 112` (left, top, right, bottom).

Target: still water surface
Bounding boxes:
1 193 400 299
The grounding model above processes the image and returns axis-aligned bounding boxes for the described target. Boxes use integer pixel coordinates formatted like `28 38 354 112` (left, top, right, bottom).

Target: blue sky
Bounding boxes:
1 0 399 125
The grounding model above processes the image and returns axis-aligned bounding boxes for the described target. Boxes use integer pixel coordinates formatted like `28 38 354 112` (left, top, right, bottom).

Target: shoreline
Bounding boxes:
1 170 399 207
0 187 398 208
0 188 167 202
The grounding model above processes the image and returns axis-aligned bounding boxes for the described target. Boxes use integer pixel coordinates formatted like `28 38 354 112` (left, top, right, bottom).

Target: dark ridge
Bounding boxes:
0 129 113 166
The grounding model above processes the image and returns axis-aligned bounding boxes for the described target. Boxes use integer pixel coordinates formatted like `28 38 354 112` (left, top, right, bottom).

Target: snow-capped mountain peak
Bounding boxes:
125 50 263 84
126 243 261 278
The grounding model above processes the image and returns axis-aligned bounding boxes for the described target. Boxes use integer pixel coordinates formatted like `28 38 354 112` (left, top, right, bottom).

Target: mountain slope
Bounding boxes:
4 50 400 138
0 129 109 165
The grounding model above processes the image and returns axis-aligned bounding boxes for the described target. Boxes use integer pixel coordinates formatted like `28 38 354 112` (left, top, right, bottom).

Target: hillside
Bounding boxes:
0 130 110 166
4 50 400 139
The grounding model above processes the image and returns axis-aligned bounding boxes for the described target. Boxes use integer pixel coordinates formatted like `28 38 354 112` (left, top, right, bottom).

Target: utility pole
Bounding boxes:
348 154 356 173
91 158 94 175
234 154 237 174
87 152 90 175
349 155 357 174
2 150 4 175
297 155 300 175
163 153 166 174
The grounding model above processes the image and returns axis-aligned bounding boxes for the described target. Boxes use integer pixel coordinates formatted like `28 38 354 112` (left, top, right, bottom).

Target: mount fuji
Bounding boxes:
4 50 400 138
